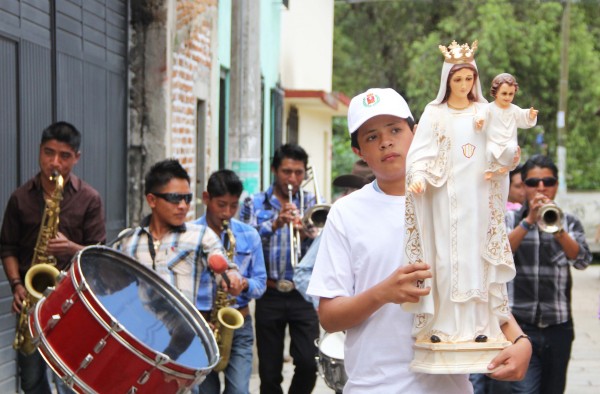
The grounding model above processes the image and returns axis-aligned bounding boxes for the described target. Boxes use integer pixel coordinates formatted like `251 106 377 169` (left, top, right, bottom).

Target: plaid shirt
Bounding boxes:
114 215 226 303
239 184 315 281
506 206 592 326
193 217 266 310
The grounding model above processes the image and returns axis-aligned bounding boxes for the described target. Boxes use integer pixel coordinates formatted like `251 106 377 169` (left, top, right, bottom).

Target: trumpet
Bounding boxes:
288 184 301 268
286 166 332 268
301 166 331 231
537 201 564 234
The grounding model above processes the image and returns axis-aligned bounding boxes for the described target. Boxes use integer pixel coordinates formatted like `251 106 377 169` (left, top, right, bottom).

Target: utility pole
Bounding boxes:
557 0 570 195
229 2 262 195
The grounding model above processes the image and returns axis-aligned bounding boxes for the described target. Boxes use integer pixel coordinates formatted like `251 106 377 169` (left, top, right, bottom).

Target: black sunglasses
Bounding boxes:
152 192 193 204
524 177 557 187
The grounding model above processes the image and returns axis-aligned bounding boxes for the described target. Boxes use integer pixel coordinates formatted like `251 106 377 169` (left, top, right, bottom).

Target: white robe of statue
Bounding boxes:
479 102 537 178
402 61 516 343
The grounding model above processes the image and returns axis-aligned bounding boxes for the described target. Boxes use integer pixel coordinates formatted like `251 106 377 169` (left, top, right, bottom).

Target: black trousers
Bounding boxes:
255 287 319 394
511 320 574 394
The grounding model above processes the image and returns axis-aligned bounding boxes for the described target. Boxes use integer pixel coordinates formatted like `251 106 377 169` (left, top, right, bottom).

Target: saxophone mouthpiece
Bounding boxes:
208 253 228 274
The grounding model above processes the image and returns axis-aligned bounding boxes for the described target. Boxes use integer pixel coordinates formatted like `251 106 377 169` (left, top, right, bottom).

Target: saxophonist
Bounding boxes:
193 170 266 394
1 122 106 394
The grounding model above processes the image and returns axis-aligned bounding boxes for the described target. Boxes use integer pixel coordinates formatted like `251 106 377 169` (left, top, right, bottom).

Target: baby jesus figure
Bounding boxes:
475 73 538 180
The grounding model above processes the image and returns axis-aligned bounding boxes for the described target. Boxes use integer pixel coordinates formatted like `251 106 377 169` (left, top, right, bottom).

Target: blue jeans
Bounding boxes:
196 314 254 394
18 351 51 394
469 373 513 394
17 350 76 394
511 321 574 394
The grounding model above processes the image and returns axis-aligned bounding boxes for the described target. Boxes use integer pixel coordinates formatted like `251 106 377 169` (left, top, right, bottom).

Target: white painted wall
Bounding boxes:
280 0 338 201
280 0 334 91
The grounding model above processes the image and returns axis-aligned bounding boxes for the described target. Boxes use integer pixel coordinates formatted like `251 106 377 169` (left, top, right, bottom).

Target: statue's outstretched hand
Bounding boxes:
529 107 538 120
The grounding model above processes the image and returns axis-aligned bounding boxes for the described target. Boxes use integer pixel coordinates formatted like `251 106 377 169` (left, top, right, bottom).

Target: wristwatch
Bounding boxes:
520 220 535 231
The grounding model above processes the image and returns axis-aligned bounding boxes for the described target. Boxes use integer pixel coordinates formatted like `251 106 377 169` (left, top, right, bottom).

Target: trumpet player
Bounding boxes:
240 143 319 394
1 122 105 394
506 154 592 394
192 169 266 394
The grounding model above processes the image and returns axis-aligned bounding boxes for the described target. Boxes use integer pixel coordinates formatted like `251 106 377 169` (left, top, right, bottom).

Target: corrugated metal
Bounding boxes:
19 40 53 181
0 37 18 212
83 62 107 197
0 1 129 389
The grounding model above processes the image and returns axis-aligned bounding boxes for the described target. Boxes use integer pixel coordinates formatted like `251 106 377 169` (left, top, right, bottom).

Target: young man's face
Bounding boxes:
523 166 559 203
508 172 526 204
39 139 80 180
273 158 306 197
146 177 192 228
351 115 414 183
495 83 516 109
203 192 240 232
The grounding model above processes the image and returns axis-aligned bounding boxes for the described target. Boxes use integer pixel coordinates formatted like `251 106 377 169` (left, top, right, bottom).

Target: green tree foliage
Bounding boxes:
333 0 600 190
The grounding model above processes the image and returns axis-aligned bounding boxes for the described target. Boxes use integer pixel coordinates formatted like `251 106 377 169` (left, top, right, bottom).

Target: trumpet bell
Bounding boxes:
302 204 331 228
537 202 564 234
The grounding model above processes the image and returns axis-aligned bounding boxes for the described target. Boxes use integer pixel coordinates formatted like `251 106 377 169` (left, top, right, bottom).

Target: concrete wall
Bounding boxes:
280 0 338 201
557 192 600 253
280 0 333 91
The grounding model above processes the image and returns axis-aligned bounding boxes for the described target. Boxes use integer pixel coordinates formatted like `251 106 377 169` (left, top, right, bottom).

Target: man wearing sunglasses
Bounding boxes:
114 159 240 305
505 154 592 394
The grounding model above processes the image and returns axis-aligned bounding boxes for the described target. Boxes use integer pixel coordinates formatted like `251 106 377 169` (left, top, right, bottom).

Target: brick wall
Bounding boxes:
171 1 216 217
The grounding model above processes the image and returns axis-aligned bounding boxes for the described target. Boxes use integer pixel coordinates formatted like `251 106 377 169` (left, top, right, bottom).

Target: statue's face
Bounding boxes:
495 83 516 109
448 68 475 100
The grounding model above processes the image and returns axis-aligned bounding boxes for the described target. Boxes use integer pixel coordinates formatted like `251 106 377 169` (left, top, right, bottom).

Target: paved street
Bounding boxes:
248 264 600 393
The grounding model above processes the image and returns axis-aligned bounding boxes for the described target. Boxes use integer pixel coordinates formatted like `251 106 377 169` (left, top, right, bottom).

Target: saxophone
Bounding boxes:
210 220 244 372
13 171 62 355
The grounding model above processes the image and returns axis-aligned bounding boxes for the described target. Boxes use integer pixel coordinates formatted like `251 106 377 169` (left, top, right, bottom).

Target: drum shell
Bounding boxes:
30 246 218 394
316 332 347 393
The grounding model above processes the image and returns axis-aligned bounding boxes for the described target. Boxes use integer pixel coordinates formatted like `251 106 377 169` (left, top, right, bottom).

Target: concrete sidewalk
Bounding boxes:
565 264 600 393
248 265 600 393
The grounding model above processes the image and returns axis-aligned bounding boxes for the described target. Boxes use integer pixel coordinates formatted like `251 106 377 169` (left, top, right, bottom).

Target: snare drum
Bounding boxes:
30 246 219 393
315 331 347 393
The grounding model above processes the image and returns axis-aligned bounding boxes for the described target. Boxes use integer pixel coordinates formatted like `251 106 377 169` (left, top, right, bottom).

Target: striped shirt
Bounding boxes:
506 206 592 326
193 217 266 310
114 215 226 303
239 184 315 281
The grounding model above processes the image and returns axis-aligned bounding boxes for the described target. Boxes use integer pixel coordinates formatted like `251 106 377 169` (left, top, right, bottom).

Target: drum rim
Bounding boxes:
30 301 98 394
32 245 218 385
72 246 220 371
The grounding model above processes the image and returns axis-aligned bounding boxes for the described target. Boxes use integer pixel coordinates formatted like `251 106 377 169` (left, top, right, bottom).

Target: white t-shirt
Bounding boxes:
307 183 472 394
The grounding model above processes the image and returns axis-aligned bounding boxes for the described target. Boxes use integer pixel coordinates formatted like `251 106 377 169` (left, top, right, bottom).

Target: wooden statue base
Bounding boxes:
410 339 511 374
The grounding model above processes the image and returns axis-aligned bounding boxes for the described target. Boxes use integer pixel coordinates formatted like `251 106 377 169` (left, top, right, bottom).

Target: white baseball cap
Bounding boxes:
347 88 413 135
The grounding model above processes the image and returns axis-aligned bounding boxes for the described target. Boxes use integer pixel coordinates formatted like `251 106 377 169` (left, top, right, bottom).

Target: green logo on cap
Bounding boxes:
362 93 380 107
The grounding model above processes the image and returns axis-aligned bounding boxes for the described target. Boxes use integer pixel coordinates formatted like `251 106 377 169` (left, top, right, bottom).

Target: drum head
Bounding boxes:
320 331 345 360
79 247 217 370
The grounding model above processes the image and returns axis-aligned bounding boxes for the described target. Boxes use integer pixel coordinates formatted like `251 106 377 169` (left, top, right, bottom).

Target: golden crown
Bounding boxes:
439 40 478 64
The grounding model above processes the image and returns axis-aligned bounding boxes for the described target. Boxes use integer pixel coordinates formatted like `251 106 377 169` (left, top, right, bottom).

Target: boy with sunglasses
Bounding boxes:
505 154 592 394
114 159 240 304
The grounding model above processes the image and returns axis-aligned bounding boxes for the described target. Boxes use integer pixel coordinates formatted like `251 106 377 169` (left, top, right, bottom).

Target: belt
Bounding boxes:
266 278 295 292
237 305 250 318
